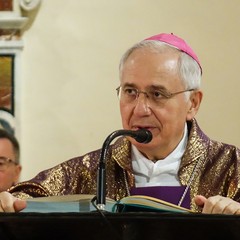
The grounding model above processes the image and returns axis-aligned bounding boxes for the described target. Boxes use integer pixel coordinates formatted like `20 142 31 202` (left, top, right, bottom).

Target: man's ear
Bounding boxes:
186 90 203 121
13 165 22 184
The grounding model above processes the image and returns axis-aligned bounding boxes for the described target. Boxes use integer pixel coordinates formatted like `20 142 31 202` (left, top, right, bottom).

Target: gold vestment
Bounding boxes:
9 119 240 212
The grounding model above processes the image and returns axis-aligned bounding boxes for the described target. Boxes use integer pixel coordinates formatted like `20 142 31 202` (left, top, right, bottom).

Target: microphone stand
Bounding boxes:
96 129 152 210
96 130 127 210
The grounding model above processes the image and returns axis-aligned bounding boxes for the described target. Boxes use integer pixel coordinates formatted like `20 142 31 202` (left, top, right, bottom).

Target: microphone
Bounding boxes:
96 129 152 210
121 129 152 144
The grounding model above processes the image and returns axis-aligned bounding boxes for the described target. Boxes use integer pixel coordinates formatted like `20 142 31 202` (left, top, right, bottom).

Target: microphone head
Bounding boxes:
134 129 152 143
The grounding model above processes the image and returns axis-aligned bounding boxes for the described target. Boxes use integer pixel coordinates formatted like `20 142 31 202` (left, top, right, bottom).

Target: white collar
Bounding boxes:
131 123 188 186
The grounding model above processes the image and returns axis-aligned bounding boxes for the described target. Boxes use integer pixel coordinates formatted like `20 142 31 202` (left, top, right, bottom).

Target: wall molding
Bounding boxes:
0 0 41 36
0 0 41 138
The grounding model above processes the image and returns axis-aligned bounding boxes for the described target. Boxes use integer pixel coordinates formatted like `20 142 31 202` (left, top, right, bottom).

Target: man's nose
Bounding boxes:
133 93 152 116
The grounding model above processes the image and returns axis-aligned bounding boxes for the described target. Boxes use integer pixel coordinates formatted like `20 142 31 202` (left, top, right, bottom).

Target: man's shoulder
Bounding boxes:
209 139 240 155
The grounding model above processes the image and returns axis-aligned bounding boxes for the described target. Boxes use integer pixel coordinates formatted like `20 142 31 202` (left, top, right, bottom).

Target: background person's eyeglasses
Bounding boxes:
0 157 17 171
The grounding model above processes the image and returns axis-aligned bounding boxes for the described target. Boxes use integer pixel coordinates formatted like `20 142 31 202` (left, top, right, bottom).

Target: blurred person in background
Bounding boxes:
0 128 21 192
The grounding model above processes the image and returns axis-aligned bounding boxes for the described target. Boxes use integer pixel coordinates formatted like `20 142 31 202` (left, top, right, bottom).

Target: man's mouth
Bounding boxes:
133 126 154 131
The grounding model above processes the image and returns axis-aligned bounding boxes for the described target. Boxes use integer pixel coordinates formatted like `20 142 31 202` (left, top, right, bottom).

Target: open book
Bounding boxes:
22 194 192 213
114 195 192 213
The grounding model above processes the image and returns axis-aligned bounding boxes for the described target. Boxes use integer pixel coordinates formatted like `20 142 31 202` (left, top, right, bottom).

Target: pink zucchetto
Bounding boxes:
144 33 202 73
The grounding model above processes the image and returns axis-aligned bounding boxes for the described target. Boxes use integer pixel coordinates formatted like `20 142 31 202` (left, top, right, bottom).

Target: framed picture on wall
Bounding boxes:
0 54 15 134
0 54 14 114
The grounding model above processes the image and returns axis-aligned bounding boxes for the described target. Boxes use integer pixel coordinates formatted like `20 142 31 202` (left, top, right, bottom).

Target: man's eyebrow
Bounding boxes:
121 83 137 88
122 83 167 90
121 83 170 92
146 85 169 92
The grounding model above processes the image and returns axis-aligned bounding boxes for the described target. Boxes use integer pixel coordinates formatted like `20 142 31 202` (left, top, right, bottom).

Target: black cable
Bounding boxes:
91 196 122 240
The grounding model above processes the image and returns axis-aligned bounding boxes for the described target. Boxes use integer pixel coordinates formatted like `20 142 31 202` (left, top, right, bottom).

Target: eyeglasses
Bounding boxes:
0 157 17 171
116 86 195 106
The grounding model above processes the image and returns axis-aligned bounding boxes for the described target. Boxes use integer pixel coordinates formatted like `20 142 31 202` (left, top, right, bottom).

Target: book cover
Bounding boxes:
22 194 115 213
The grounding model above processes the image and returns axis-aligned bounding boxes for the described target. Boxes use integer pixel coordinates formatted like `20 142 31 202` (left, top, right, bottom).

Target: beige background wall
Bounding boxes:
18 0 240 181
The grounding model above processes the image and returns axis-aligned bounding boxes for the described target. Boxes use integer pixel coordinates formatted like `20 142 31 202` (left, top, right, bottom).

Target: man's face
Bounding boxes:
119 48 195 160
0 138 21 191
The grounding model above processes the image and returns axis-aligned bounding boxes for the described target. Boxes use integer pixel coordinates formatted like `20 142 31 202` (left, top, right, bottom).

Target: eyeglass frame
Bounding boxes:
116 86 195 105
0 156 18 171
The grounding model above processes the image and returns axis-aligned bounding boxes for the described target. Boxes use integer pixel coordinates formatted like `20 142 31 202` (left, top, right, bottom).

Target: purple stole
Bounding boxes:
130 186 190 209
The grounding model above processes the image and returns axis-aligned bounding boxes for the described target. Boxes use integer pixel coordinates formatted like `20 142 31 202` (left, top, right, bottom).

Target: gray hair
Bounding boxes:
119 40 202 92
0 128 20 163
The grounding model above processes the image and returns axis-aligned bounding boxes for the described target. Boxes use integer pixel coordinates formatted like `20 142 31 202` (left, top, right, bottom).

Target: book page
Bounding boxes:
117 195 193 213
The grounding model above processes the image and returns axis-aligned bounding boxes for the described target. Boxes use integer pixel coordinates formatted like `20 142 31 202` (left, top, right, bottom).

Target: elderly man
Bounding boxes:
0 33 240 214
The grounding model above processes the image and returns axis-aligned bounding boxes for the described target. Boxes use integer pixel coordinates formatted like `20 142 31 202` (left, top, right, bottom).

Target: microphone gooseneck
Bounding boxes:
96 129 152 210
